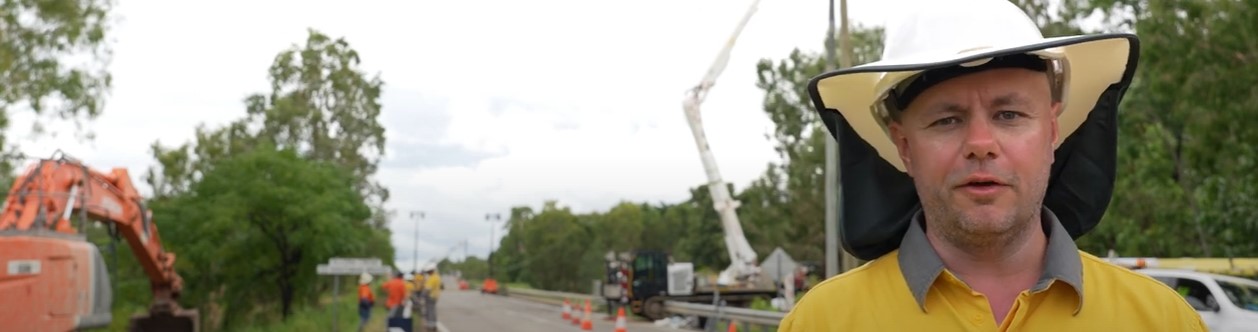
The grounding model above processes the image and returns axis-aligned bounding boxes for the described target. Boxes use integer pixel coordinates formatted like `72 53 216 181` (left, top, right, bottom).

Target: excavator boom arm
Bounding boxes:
0 154 189 323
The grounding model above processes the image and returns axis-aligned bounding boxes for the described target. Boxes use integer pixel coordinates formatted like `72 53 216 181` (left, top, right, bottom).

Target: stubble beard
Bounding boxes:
920 170 1050 255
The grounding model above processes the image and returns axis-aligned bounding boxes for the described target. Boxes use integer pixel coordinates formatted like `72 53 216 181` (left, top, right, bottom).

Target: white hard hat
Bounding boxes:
359 272 373 285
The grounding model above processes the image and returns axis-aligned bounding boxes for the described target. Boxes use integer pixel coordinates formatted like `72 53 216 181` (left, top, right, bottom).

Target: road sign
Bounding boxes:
319 257 391 332
328 257 383 269
317 264 393 276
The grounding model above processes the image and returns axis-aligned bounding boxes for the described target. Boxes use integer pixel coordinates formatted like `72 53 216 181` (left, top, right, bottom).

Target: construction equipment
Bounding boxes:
602 250 777 320
599 0 779 321
681 0 764 288
0 152 198 331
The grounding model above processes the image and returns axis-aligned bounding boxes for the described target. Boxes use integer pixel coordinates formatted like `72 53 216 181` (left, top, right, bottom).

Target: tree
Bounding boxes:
159 146 372 325
1069 0 1258 257
0 0 116 178
145 28 390 227
747 27 883 272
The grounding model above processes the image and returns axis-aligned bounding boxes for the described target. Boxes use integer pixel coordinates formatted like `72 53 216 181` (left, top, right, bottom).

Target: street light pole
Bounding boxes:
485 213 502 278
410 211 425 273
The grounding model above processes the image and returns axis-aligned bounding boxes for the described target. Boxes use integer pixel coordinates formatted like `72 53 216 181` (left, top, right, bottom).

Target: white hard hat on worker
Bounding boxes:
810 0 1136 172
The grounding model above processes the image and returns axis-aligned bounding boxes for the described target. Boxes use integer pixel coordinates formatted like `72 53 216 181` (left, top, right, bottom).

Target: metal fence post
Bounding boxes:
332 276 340 332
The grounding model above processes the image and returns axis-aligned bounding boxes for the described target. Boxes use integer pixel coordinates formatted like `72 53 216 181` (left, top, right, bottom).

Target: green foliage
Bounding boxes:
234 287 389 332
743 25 884 272
0 0 115 180
1071 0 1258 258
144 28 391 227
155 146 373 328
106 29 397 331
439 256 489 280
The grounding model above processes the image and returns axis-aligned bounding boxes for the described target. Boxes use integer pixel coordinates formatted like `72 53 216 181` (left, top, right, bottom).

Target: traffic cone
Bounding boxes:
562 299 571 320
572 300 581 325
727 320 738 332
613 307 628 332
580 299 593 331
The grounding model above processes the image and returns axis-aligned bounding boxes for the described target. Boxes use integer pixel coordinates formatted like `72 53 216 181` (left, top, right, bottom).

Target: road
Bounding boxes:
436 290 689 332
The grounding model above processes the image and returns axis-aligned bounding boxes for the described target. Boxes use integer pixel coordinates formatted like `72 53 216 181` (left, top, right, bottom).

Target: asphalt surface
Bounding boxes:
436 290 689 332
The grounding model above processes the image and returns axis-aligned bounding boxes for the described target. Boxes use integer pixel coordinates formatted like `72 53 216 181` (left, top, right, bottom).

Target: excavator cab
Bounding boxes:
0 235 113 331
0 234 199 332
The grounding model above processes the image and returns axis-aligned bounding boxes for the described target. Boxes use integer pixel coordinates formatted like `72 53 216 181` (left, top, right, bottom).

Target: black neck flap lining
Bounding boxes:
814 36 1141 260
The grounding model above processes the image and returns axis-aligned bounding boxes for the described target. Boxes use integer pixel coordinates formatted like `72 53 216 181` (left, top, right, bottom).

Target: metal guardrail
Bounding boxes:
500 286 786 330
663 301 785 327
503 287 601 304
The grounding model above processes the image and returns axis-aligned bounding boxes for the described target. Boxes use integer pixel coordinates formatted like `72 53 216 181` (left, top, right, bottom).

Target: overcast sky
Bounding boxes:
12 0 908 271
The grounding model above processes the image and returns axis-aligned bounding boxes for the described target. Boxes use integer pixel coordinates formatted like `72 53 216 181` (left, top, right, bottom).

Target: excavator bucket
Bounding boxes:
129 308 199 332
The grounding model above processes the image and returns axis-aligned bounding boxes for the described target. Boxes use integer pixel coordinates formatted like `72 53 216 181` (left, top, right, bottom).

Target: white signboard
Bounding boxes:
317 264 393 276
328 257 383 269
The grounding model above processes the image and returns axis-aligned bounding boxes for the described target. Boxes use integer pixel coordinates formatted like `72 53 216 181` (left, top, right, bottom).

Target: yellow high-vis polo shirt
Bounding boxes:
779 207 1207 332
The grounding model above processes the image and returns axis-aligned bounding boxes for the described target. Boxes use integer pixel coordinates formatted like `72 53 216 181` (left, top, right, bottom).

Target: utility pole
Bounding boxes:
825 0 861 277
837 0 862 274
824 0 839 279
410 211 425 273
485 213 502 278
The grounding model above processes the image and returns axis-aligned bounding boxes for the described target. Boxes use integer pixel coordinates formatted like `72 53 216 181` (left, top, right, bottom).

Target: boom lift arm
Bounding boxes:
0 152 196 331
681 0 763 286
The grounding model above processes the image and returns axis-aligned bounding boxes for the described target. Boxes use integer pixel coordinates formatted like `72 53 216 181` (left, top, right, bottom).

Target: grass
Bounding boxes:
234 290 390 332
504 281 532 290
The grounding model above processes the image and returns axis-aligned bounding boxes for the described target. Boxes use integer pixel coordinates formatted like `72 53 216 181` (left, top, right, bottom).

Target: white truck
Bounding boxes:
1137 268 1258 331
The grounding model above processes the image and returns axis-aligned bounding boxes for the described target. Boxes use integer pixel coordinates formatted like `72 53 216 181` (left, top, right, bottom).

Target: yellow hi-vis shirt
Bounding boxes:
424 273 442 300
779 208 1207 332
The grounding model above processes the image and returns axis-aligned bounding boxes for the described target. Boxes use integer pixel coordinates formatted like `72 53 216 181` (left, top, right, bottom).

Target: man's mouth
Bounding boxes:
956 175 1008 195
963 180 1002 188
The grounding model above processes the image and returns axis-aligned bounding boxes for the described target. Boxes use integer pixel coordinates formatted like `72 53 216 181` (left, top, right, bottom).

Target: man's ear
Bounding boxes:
888 121 913 177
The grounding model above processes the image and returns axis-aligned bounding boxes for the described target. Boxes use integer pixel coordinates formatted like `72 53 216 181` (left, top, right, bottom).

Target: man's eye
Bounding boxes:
930 117 960 127
995 111 1021 120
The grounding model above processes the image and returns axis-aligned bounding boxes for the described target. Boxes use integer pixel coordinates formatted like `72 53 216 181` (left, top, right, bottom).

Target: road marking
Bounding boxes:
437 321 450 332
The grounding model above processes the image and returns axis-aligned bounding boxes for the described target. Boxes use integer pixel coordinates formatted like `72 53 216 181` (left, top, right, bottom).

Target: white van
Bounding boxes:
1137 268 1258 332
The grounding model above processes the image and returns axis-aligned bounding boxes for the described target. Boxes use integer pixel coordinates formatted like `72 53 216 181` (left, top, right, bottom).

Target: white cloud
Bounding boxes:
9 0 911 268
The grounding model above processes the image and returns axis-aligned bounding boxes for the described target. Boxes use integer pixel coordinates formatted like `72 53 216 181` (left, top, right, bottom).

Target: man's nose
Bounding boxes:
963 116 999 161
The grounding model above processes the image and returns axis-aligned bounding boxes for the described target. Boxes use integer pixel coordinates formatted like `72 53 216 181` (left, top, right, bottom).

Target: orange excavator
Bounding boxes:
0 152 198 331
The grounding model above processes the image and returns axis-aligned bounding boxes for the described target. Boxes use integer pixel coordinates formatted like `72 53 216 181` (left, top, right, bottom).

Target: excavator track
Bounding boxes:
129 309 200 332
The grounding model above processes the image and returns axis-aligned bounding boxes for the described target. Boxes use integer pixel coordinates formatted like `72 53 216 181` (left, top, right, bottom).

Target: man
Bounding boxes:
382 271 409 319
779 0 1207 331
420 264 443 332
410 270 425 328
357 273 375 332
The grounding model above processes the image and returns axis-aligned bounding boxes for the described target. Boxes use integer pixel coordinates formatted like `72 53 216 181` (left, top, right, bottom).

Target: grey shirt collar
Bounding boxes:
897 207 1084 313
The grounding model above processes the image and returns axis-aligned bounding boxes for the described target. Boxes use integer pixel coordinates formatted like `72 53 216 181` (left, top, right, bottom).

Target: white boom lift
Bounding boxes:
681 0 764 286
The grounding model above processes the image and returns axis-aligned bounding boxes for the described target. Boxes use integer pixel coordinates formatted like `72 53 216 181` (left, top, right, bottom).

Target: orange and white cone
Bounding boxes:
562 299 571 320
613 307 628 332
727 320 738 332
571 301 581 325
580 299 594 331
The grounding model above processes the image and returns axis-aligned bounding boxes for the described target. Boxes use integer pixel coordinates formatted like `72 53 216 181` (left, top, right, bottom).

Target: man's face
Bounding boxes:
889 67 1059 247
